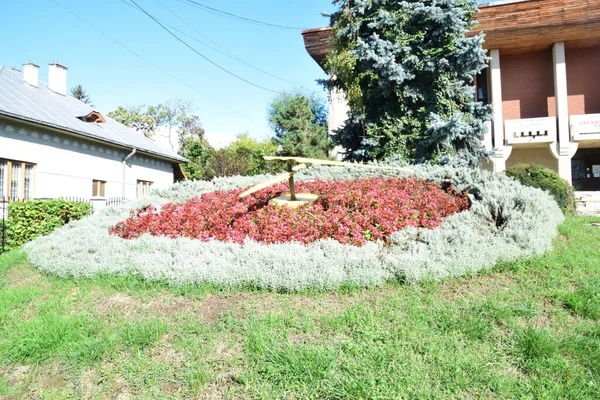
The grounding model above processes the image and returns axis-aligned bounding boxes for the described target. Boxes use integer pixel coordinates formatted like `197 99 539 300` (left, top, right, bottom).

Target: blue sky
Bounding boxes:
2 0 336 143
2 0 488 145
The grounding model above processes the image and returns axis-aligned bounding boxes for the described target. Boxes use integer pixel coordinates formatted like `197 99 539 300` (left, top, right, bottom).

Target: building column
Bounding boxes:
489 49 512 172
328 78 350 160
552 42 578 184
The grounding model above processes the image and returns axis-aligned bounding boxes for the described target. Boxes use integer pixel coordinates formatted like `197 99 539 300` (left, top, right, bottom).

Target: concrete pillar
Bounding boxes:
553 42 571 155
490 50 504 155
552 42 577 184
489 49 511 172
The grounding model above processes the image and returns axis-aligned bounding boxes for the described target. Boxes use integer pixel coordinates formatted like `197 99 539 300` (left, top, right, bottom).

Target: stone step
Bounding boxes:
576 198 600 215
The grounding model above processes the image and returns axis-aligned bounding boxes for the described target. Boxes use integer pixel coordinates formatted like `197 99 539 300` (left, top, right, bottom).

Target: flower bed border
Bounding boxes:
24 165 564 291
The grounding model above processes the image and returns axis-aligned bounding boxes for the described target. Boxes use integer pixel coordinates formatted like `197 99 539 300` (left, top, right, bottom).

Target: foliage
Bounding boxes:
187 134 281 180
268 91 332 159
23 165 563 290
207 134 280 178
69 85 93 106
324 0 491 164
2 216 600 398
4 200 92 251
559 278 600 320
107 105 159 138
168 101 211 180
179 135 213 180
110 178 470 246
171 100 207 149
505 163 575 214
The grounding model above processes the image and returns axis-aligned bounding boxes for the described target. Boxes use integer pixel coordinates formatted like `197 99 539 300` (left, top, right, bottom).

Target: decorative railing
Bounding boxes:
504 117 557 145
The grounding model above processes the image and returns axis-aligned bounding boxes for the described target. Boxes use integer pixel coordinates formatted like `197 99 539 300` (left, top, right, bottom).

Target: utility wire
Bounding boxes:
174 0 307 30
144 0 295 84
49 0 255 122
129 0 279 93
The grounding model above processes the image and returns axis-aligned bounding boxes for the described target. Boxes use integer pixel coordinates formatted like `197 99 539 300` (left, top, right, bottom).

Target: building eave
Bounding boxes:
0 111 189 164
302 0 600 66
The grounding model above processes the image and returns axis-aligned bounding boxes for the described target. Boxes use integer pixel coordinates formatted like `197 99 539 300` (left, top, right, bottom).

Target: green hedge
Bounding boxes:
505 163 575 214
2 199 92 251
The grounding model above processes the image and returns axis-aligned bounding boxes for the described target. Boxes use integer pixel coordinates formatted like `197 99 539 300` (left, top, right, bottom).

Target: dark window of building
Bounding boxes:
476 68 489 104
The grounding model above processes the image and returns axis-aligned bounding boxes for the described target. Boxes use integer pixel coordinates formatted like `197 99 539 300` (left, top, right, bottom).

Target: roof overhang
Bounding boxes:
302 0 600 67
0 111 189 164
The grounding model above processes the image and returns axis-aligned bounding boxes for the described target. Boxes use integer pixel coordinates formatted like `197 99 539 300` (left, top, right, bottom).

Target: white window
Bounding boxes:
137 180 153 197
0 159 35 200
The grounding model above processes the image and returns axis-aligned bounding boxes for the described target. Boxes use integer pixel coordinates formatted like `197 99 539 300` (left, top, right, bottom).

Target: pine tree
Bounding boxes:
324 0 491 165
268 91 332 159
70 84 93 106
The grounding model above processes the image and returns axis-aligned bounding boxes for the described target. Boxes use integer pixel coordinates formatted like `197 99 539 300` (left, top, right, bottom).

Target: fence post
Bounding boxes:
1 197 6 255
90 196 107 214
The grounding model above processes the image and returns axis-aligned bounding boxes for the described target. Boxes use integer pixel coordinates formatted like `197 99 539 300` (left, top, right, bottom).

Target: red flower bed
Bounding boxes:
110 178 470 246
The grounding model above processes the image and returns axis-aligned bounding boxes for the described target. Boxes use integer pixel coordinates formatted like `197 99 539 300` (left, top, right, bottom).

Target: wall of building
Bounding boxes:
566 45 600 116
0 119 174 199
501 50 555 121
506 147 558 172
328 87 350 136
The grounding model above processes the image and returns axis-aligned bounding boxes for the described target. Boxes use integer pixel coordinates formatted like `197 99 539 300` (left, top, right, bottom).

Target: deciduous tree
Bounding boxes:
107 105 158 138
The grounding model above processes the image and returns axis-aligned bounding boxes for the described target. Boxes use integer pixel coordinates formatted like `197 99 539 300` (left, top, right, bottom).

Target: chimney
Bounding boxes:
23 61 39 87
48 61 67 96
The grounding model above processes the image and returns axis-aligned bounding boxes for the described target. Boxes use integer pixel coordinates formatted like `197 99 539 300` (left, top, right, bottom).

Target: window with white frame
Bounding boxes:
137 180 153 197
0 159 35 200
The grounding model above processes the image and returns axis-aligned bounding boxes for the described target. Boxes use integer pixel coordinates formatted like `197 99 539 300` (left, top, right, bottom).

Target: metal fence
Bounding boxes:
0 196 130 255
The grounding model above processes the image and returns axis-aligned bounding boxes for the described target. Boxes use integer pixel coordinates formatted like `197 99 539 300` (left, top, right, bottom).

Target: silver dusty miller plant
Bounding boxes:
24 166 563 291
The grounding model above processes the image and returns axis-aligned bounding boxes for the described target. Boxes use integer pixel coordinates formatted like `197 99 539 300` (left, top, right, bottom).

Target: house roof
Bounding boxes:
0 66 187 163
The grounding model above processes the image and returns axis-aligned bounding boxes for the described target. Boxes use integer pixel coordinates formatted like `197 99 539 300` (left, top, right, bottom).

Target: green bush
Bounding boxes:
505 163 575 214
4 199 92 251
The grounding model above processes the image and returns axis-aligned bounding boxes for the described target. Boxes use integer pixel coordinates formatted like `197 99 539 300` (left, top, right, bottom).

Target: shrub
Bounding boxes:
4 199 92 250
110 178 470 246
24 165 564 291
505 163 575 214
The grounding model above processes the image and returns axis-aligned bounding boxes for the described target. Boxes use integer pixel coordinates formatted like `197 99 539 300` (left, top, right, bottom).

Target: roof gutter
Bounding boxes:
122 148 137 198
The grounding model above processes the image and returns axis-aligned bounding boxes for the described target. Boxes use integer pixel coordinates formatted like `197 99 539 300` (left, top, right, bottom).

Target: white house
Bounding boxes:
0 62 188 201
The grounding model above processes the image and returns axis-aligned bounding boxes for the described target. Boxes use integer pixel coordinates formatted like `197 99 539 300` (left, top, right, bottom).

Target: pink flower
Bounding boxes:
109 178 470 246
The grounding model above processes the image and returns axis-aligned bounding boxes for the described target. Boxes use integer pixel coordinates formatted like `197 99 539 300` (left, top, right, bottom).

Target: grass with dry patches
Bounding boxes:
0 216 599 399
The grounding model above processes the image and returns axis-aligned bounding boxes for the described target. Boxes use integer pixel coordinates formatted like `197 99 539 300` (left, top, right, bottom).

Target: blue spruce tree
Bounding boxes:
324 0 491 165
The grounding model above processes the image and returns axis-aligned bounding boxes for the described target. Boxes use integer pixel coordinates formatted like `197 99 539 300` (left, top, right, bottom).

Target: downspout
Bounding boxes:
122 148 137 198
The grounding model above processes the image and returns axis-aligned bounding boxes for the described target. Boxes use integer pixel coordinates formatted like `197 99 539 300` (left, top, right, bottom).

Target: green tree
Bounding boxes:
324 0 491 164
107 105 158 138
268 91 332 159
179 135 213 180
177 109 213 180
70 84 93 106
206 134 280 178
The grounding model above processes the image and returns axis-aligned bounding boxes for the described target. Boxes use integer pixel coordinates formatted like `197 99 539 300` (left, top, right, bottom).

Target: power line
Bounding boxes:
49 0 255 122
174 0 307 30
129 0 279 93
145 0 295 84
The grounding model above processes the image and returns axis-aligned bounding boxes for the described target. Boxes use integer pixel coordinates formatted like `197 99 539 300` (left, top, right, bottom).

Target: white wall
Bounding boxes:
506 147 559 172
0 119 175 199
328 87 349 136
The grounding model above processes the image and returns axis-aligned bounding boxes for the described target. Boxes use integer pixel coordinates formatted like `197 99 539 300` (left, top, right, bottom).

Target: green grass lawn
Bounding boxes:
0 216 599 399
